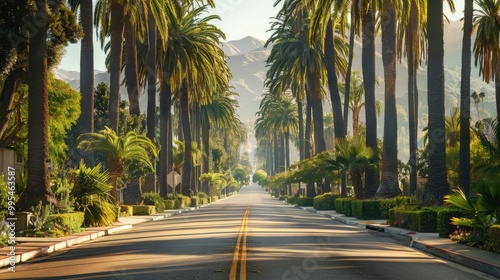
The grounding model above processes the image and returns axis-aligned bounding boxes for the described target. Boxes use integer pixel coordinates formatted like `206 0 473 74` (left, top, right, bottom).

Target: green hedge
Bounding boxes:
131 205 156 215
335 198 353 216
191 196 199 207
351 200 383 219
50 212 85 234
436 208 463 238
287 196 313 206
484 225 500 253
389 208 438 232
313 193 340 210
164 200 176 209
119 205 134 217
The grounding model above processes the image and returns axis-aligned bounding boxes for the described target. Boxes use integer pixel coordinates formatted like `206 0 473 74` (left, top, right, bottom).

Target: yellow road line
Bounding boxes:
229 206 250 280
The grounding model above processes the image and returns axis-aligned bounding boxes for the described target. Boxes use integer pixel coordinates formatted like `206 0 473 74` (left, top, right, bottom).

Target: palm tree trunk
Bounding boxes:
285 130 291 195
362 5 379 198
180 84 192 196
408 0 419 196
423 0 450 206
308 69 326 154
80 0 94 167
297 97 305 161
459 0 473 196
378 0 400 198
0 69 26 140
108 2 126 133
353 107 361 137
324 19 345 139
144 8 157 193
305 94 315 197
159 71 172 198
202 120 210 193
124 13 140 116
20 0 51 210
343 2 356 133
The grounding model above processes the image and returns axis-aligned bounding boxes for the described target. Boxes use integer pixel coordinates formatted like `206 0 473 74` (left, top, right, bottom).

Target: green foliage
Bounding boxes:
389 208 438 232
119 205 133 217
50 212 85 234
437 208 464 238
335 197 353 216
0 174 9 218
50 177 74 213
234 165 250 186
351 200 383 220
287 196 313 206
252 169 268 186
30 201 55 231
379 196 409 218
313 193 340 210
143 192 165 212
484 225 500 253
164 200 176 210
131 205 156 215
71 162 116 227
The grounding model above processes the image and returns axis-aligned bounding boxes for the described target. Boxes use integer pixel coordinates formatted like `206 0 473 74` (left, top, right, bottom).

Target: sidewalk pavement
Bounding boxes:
0 206 202 270
1 199 499 278
298 206 500 278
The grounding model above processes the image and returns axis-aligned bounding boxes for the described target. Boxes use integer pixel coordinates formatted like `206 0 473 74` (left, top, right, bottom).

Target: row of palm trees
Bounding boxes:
19 0 247 208
255 0 500 206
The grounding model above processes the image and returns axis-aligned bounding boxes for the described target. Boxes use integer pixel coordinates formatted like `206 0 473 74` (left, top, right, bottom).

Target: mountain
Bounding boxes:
55 21 496 161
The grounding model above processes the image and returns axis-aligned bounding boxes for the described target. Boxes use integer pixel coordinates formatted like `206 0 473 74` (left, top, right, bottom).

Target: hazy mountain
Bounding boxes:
55 21 496 161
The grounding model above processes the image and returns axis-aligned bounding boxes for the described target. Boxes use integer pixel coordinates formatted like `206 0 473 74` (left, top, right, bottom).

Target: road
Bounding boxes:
1 184 495 280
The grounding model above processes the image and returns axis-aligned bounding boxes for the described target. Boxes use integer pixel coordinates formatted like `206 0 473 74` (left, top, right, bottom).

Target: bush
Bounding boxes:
379 196 409 218
437 208 463 238
164 200 176 210
131 205 156 215
119 205 133 217
335 198 353 216
289 197 313 207
191 196 199 207
351 200 382 219
389 208 438 232
313 193 340 210
50 212 85 234
143 192 165 212
483 225 500 253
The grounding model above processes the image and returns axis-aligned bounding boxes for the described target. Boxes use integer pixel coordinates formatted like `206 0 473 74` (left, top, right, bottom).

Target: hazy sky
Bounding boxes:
58 0 466 72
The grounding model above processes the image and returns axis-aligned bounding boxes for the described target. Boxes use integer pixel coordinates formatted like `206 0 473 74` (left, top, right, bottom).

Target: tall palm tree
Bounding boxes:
377 0 400 198
77 127 158 203
21 0 51 209
94 0 172 133
69 0 95 167
200 90 240 193
423 0 450 206
460 0 474 196
160 3 230 196
473 0 500 120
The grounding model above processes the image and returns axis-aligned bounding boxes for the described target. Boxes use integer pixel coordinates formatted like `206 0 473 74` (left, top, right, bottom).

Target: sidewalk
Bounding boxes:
0 206 202 270
298 206 500 278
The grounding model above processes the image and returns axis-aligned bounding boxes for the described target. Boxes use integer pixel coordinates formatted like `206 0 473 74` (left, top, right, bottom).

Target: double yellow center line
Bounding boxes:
229 206 250 280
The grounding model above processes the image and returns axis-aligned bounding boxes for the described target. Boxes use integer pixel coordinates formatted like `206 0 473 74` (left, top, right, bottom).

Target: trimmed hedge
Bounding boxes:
389 208 438 232
436 208 463 238
119 205 134 217
50 212 85 234
351 200 383 219
484 225 500 253
131 205 156 215
335 198 353 216
287 196 313 206
313 193 340 210
164 200 176 210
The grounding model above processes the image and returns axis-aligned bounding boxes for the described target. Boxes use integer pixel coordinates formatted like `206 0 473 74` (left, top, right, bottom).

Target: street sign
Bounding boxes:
167 171 181 188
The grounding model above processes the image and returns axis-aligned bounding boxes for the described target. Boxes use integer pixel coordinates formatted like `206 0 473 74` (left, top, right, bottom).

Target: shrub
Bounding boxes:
295 197 314 207
131 205 156 215
483 225 500 253
313 193 340 210
335 198 353 216
50 212 85 234
143 192 165 212
164 200 176 209
351 200 382 219
437 208 463 238
119 205 133 217
389 208 438 232
30 201 55 231
379 196 409 218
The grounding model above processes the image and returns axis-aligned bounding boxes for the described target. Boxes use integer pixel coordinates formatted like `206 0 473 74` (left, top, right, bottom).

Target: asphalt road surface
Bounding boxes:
1 184 495 280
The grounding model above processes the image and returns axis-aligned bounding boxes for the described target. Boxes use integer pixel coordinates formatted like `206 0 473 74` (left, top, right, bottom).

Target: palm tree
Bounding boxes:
69 0 94 167
473 0 500 119
423 0 450 206
200 90 239 193
21 0 51 209
94 0 172 133
377 0 400 198
473 117 500 175
322 138 374 199
77 127 158 203
160 3 230 196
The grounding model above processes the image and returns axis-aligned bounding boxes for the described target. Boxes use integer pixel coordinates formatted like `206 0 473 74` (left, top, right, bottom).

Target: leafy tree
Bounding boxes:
252 170 268 186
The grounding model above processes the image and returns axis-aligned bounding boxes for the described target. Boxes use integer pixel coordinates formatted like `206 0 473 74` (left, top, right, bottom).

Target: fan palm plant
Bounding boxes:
77 127 158 203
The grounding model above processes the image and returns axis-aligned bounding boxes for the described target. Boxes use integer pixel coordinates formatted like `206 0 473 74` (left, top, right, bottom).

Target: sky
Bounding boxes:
58 0 466 72
58 0 281 72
